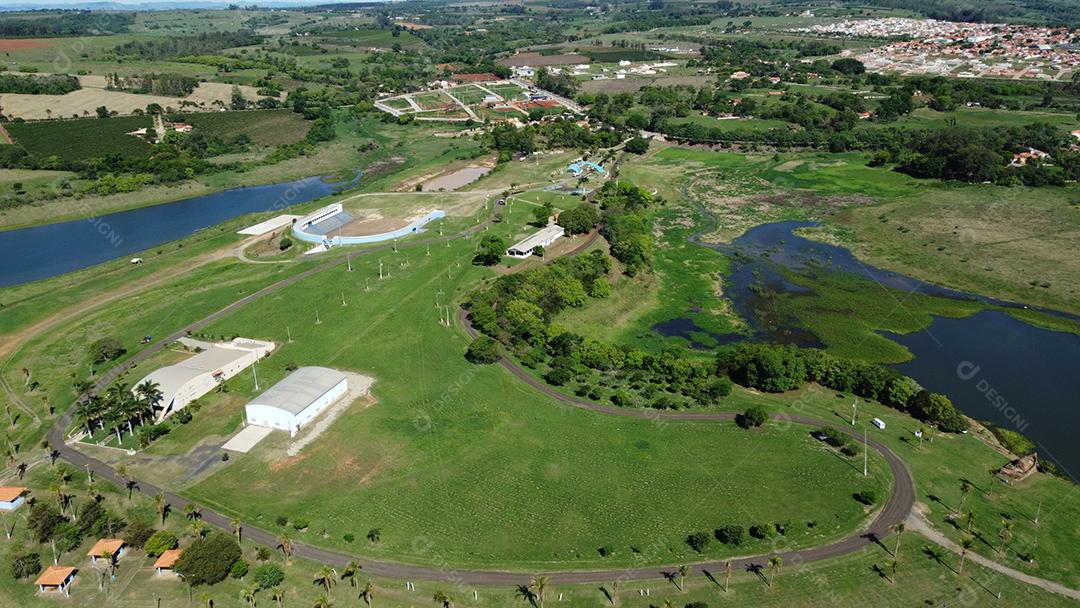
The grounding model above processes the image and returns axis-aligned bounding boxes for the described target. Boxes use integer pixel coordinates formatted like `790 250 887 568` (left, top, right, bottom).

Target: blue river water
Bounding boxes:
657 220 1080 479
0 174 358 287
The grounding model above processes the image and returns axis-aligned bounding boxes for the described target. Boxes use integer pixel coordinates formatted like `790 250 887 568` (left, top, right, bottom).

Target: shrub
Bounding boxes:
143 530 179 557
6 549 41 579
122 520 155 549
714 525 745 546
253 563 285 589
173 532 242 586
597 545 614 557
26 503 65 542
256 547 272 562
816 427 848 448
685 531 711 553
230 559 249 579
291 518 310 531
853 490 877 505
174 409 193 424
737 405 768 429
685 602 709 608
465 336 500 364
278 236 293 251
343 533 355 543
749 522 776 539
275 515 288 527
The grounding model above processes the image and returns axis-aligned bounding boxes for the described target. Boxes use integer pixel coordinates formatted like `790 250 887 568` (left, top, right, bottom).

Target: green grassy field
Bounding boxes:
7 115 153 163
167 212 889 570
179 109 310 147
319 28 424 48
0 456 1072 608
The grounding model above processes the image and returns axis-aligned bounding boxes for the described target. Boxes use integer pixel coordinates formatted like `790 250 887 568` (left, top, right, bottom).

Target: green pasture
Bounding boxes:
7 115 153 163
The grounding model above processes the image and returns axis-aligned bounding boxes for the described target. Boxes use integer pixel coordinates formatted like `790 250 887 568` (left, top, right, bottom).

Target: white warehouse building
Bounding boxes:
244 367 349 437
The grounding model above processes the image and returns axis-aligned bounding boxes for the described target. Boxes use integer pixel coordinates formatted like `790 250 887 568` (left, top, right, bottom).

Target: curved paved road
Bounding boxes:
46 222 915 587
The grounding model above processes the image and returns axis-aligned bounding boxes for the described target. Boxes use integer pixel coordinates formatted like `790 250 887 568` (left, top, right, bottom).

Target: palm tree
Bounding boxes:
958 536 974 575
986 467 999 498
232 518 243 544
240 584 258 608
270 587 284 608
278 532 293 562
359 581 374 607
312 594 332 608
313 566 337 596
677 564 689 591
155 492 169 525
366 528 381 543
956 480 972 515
889 558 900 583
999 519 1014 555
189 519 206 540
184 502 202 521
891 522 905 557
135 380 163 422
530 575 549 608
340 561 361 591
768 556 782 587
965 511 975 533
724 560 732 592
432 590 453 608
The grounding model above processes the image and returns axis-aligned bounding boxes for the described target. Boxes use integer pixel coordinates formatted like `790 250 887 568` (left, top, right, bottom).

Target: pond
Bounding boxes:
656 219 1080 478
0 173 359 287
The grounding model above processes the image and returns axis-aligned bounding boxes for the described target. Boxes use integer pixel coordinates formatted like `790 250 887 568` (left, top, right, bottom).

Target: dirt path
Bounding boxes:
0 122 13 145
906 511 1080 600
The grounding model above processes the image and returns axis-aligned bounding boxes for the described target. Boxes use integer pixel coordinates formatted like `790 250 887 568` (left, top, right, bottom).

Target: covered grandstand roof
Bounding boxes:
248 367 348 415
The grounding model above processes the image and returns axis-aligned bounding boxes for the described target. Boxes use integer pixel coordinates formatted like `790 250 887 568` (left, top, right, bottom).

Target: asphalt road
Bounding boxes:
45 221 915 587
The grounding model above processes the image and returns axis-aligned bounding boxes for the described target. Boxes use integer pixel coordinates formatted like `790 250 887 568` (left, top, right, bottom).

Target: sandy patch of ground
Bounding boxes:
421 166 492 191
394 156 495 192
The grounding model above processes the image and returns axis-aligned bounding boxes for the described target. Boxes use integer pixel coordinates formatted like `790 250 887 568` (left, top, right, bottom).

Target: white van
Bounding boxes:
871 418 886 430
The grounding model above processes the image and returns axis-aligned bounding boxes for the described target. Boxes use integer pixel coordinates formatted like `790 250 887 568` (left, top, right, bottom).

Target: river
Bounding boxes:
0 173 359 287
658 220 1080 479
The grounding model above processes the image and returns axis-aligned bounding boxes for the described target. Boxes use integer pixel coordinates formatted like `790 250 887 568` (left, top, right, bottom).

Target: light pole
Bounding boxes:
851 400 858 426
252 363 259 391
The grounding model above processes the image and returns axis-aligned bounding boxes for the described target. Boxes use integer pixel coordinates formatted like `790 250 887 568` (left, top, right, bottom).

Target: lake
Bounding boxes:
0 174 358 287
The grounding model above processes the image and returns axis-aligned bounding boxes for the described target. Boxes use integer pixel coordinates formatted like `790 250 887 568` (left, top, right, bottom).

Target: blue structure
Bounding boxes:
567 161 606 176
293 203 446 247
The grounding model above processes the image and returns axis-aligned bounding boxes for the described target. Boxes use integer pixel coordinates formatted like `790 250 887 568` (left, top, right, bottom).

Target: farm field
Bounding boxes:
178 109 311 146
318 27 425 48
0 75 267 120
7 115 152 162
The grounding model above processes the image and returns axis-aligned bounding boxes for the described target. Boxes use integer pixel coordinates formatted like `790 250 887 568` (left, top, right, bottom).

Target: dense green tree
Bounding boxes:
173 532 242 586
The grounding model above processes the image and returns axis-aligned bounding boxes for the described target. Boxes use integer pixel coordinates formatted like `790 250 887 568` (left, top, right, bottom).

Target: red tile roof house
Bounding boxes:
35 566 77 596
0 486 27 511
87 539 126 565
154 549 183 577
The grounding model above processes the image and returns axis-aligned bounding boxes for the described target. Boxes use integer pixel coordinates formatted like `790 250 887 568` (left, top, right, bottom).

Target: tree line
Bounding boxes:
0 74 80 96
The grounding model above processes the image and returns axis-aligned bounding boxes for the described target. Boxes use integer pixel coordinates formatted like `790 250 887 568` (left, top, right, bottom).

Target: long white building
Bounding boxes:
137 338 275 421
506 223 565 258
244 367 349 437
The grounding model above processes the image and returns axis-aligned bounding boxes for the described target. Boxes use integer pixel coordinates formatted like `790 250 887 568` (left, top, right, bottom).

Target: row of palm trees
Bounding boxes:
72 379 163 446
